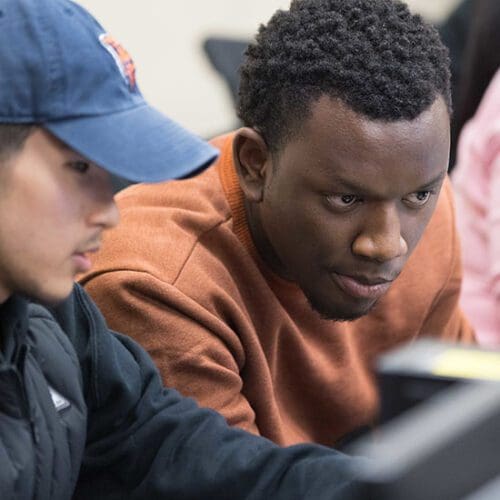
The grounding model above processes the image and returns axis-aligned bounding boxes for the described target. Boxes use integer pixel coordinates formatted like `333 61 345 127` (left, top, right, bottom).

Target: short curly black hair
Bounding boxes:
238 0 451 152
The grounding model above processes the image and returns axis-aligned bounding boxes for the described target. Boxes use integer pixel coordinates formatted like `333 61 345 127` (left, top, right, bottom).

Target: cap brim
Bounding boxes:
44 104 218 183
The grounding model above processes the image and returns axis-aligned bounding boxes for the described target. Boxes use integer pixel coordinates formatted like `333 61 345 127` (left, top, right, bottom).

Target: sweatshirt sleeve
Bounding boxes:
52 284 368 499
83 269 263 435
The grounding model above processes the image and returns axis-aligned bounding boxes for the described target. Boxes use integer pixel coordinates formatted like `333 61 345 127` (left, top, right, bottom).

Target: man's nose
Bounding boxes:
352 204 408 262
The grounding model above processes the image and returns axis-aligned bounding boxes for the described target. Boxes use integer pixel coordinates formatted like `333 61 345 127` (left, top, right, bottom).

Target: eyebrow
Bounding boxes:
417 171 447 190
61 148 94 166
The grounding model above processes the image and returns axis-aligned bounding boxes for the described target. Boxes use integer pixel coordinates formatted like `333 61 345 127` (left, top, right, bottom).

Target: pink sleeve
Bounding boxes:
487 150 500 296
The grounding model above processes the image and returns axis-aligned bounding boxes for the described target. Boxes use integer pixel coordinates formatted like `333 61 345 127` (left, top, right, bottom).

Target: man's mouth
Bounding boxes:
72 252 93 273
72 245 100 274
330 272 395 300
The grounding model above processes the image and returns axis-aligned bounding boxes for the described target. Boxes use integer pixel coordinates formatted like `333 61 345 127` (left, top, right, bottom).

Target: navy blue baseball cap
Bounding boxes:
0 0 218 182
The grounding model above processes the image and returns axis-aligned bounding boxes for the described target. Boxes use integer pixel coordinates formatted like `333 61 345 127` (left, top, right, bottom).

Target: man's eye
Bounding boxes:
326 194 360 208
404 191 432 207
67 160 90 174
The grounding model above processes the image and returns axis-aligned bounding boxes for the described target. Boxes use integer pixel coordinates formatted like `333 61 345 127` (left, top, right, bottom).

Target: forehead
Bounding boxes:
278 95 450 195
0 129 97 192
2 128 86 166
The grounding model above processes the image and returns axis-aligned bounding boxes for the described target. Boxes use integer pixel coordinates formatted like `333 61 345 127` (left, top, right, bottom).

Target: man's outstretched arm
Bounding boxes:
51 284 368 499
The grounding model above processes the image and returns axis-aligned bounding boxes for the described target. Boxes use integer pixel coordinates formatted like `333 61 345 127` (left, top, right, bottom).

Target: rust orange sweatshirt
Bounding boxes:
81 133 474 447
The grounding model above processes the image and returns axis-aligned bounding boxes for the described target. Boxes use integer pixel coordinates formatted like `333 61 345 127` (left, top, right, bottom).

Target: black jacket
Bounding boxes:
0 284 367 499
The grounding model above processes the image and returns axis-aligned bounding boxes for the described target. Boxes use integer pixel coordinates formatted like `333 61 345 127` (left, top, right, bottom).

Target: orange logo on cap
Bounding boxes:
99 33 137 90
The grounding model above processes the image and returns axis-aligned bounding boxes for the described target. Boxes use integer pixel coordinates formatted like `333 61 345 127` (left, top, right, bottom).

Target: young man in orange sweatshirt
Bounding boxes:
82 0 475 448
0 0 376 497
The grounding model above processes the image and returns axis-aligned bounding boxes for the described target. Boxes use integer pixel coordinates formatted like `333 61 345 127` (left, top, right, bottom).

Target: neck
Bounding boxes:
0 281 11 305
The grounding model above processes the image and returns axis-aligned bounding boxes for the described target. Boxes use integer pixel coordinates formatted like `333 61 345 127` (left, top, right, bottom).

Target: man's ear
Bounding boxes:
233 128 270 203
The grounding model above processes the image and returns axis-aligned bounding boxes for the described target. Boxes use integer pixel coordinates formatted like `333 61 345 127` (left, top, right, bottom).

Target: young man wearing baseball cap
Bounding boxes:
0 0 369 498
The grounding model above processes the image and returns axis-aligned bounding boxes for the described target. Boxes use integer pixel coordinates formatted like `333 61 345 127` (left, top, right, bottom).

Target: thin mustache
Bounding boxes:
75 236 102 254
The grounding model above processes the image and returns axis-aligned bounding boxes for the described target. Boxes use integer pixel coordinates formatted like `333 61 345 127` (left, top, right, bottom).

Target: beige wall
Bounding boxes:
77 0 461 139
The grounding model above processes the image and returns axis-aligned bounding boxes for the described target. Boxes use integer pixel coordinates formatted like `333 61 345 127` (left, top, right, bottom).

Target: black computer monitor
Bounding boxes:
348 340 500 499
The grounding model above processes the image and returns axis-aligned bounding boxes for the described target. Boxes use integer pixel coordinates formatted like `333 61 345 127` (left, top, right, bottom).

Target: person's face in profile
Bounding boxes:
237 95 450 321
0 128 119 304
